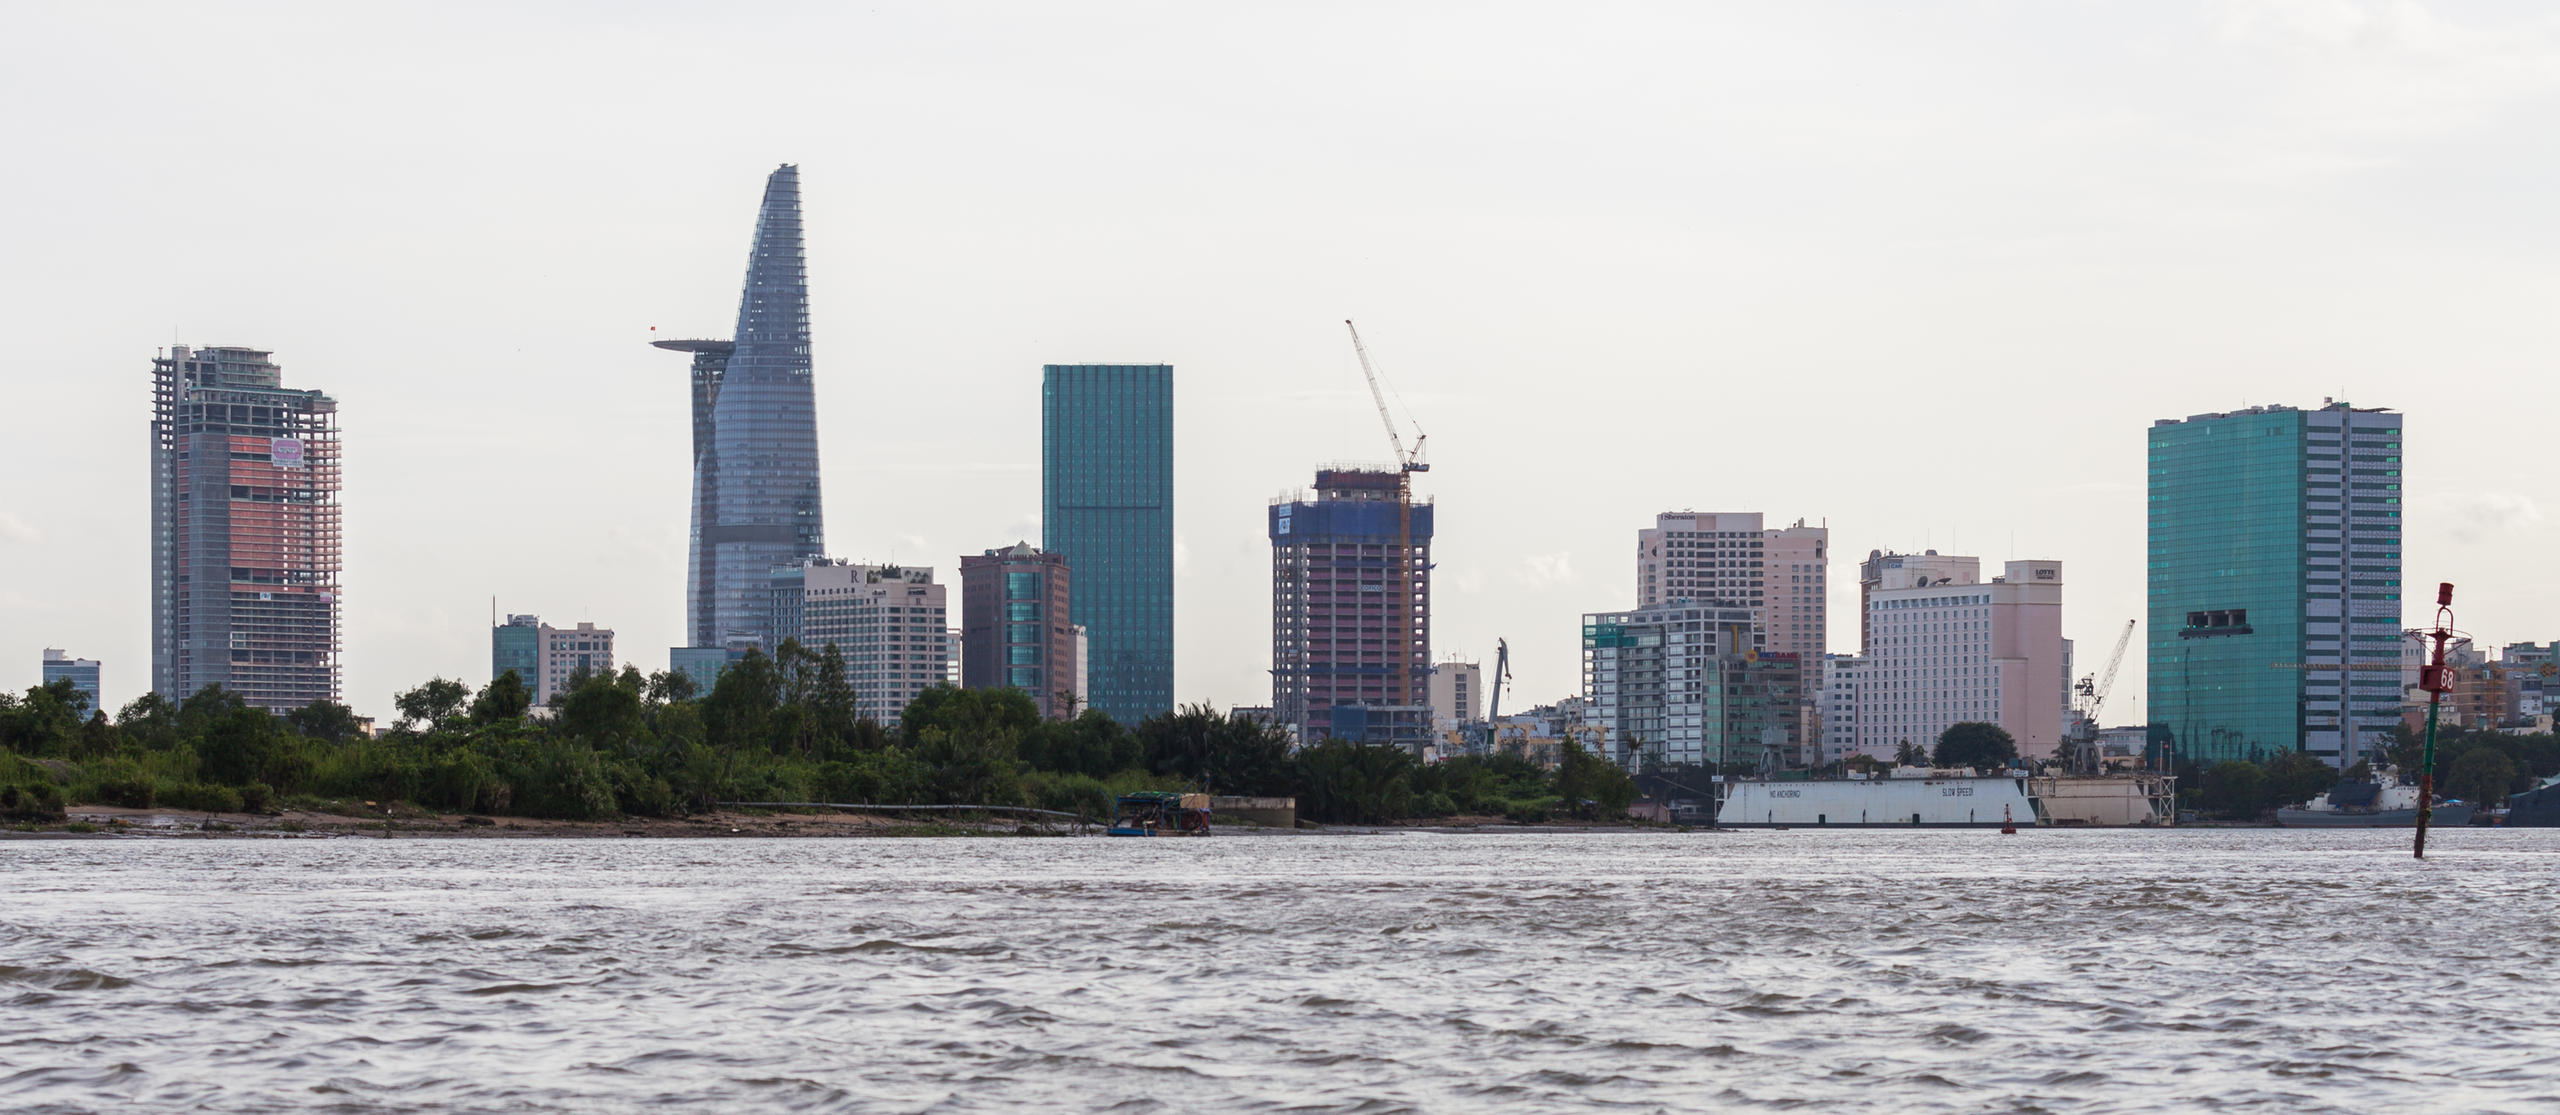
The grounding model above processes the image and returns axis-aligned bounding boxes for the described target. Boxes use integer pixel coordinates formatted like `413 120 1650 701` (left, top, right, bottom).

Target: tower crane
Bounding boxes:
2067 620 2137 773
1345 320 1429 714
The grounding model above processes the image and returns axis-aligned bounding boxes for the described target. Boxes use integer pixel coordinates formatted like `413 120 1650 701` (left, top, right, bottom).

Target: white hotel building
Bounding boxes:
1854 555 2072 761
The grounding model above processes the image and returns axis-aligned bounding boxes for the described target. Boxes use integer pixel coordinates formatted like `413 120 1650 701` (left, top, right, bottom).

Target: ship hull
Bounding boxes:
2275 804 2477 827
1717 776 2041 828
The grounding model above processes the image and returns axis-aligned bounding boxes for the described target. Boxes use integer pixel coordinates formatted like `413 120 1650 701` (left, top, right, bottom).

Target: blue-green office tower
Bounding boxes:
2147 401 2402 770
1043 365 1174 726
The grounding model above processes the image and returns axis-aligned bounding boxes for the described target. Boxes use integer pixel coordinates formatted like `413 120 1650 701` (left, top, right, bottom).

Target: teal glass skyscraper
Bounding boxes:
1043 364 1174 725
2147 401 2402 770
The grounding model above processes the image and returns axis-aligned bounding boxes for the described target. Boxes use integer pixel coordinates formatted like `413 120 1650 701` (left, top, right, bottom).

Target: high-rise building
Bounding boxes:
1857 549 1977 655
960 543 1078 718
2148 401 2403 769
795 561 949 725
150 345 341 712
1855 557 2070 761
493 614 540 691
1816 653 1867 764
40 649 101 715
489 615 615 704
654 164 823 652
1270 468 1434 744
1427 659 1482 733
1637 512 1764 609
537 622 615 703
669 647 746 696
1042 364 1173 725
1638 512 1828 750
1580 602 1801 769
1762 520 1829 664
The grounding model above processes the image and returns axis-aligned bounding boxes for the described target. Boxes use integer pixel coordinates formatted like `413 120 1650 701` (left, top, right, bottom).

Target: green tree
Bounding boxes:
2199 760 2268 820
645 669 699 705
1553 741 1637 820
911 725 1023 805
2445 748 2517 806
0 679 90 757
899 685 1040 748
197 705 279 786
1140 704 1293 795
1932 722 2019 770
288 699 366 742
2262 751 2340 808
469 673 533 725
1291 738 1418 823
393 678 473 736
1020 709 1138 777
1894 740 1929 766
117 692 181 751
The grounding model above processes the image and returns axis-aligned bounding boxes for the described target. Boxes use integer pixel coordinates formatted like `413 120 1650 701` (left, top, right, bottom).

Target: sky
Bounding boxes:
3 0 2558 723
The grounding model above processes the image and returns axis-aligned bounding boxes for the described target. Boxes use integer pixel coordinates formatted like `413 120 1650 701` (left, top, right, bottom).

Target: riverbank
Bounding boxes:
4 805 1697 839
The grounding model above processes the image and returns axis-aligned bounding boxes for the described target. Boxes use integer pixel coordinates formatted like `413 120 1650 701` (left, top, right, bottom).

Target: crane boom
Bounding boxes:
2089 620 2135 722
1344 320 1426 471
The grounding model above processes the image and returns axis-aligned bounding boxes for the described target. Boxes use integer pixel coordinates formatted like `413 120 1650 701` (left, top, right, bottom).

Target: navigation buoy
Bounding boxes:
2000 804 2018 835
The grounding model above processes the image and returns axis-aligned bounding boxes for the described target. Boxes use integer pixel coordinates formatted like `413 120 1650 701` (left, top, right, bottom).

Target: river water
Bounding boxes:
5 829 2557 1113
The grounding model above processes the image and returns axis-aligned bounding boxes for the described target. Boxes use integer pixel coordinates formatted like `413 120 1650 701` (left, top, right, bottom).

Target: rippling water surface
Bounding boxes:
6 829 2559 1113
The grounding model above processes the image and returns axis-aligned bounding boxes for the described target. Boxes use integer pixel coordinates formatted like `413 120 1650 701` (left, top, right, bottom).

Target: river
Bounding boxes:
5 829 2557 1112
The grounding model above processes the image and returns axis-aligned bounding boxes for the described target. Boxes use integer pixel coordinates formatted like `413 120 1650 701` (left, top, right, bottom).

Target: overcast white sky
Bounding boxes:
4 0 2558 723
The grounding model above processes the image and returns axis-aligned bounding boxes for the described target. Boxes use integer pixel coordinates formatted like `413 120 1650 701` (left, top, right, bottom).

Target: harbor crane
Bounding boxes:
1345 320 1430 713
2066 620 2137 773
1479 639 1513 755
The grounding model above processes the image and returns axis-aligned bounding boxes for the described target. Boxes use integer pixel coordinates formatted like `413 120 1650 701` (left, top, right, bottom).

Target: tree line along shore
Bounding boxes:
11 641 2551 833
0 641 1637 832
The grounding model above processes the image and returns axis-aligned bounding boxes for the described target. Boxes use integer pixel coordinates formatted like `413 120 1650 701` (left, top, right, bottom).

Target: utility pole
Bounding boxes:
2414 582 2456 859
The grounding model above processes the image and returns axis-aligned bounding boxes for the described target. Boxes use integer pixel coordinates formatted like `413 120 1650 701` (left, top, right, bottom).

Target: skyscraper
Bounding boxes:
959 543 1077 718
150 345 341 712
490 616 617 705
1270 468 1434 744
655 164 823 651
2147 401 2403 769
1042 364 1173 725
41 649 101 716
792 561 950 726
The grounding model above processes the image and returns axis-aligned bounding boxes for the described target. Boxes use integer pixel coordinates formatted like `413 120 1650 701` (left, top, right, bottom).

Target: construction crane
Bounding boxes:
1486 639 1512 722
2067 620 2137 773
1345 319 1429 714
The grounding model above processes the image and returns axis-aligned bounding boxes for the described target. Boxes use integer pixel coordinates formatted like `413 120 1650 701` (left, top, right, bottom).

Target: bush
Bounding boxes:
88 760 155 808
1502 798 1558 825
162 782 244 814
239 783 277 815
1 782 65 821
1024 771 1114 821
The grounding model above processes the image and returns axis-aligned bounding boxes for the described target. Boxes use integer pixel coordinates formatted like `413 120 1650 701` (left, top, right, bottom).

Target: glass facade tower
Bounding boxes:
1042 364 1174 726
655 165 823 649
2147 402 2403 769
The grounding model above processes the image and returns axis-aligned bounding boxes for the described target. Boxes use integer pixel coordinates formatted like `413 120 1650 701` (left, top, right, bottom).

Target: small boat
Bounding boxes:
2277 775 2476 828
1107 792 1213 837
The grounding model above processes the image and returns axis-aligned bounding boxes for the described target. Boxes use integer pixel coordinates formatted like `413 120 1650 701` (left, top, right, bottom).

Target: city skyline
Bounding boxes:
6 4 2556 723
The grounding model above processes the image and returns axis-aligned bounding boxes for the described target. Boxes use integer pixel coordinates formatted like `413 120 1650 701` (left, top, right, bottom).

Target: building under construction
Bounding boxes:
1269 467 1434 745
150 345 341 712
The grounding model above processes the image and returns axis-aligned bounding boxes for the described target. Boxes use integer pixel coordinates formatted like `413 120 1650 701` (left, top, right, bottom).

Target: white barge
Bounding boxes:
1716 774 2047 828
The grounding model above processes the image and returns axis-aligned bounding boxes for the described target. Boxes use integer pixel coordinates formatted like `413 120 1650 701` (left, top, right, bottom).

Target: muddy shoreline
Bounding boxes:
6 805 1676 839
